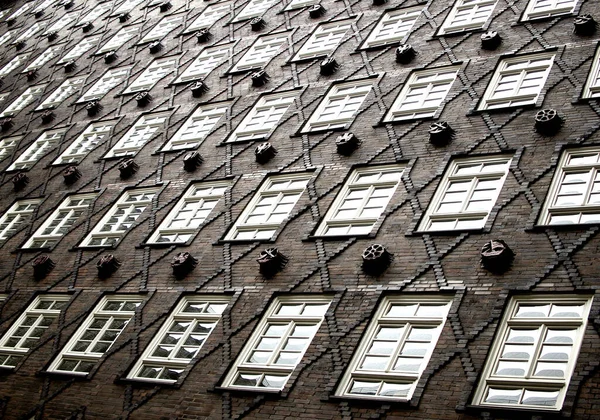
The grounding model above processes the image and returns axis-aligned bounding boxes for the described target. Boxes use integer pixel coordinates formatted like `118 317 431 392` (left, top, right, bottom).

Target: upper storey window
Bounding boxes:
58 36 101 64
284 0 318 11
36 77 87 110
97 26 139 54
362 7 422 49
292 19 353 61
439 0 498 34
0 199 42 243
113 0 145 15
233 0 278 22
0 84 47 118
161 103 228 151
76 67 131 103
104 112 169 158
122 57 177 94
138 14 184 43
43 13 76 35
6 3 32 22
53 121 115 165
0 32 13 48
13 23 43 45
0 136 21 162
77 2 112 25
522 0 578 21
173 44 231 84
184 2 231 32
231 33 289 72
7 128 68 171
582 44 600 99
0 53 30 78
23 46 62 72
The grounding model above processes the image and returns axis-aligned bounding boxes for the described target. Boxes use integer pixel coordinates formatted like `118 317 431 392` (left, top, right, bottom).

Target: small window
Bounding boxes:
233 0 278 22
292 19 353 61
224 173 311 240
222 296 331 390
43 13 76 35
96 26 140 54
184 2 232 32
104 112 169 158
138 14 184 44
0 84 47 118
227 92 295 143
284 0 318 11
57 36 102 64
160 103 228 151
383 66 459 122
361 7 422 49
5 3 32 21
418 155 512 232
0 32 13 48
23 46 62 72
53 121 116 165
472 295 592 410
80 187 158 247
112 0 145 15
582 44 600 99
315 165 404 236
6 128 68 171
33 0 60 16
478 52 554 110
122 57 178 94
439 0 498 34
335 296 451 400
36 77 87 110
231 33 289 72
522 0 578 21
0 53 30 78
173 44 231 84
76 66 131 103
48 296 143 375
302 80 372 133
0 199 42 243
77 2 112 25
0 135 22 163
148 181 229 244
12 23 42 44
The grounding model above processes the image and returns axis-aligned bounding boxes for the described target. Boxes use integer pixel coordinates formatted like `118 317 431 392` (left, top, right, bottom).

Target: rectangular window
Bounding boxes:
77 2 112 25
284 0 318 11
383 66 459 122
302 80 372 132
292 19 353 61
418 155 512 231
36 77 87 110
184 2 231 32
7 128 68 171
53 121 115 165
315 165 404 236
161 103 228 151
43 13 76 35
48 296 142 375
127 296 229 382
173 44 231 84
362 7 422 49
57 35 101 64
76 66 130 103
222 296 331 390
104 112 169 158
478 53 554 110
335 296 451 400
0 84 46 117
0 199 42 242
523 0 578 21
81 188 158 247
439 0 498 34
582 44 600 99
225 173 310 240
233 0 278 22
472 295 592 410
122 57 177 94
112 0 145 15
33 0 58 15
231 33 289 72
0 53 30 78
148 181 229 244
96 26 139 54
0 32 13 48
138 14 184 43
13 23 42 44
228 92 295 142
23 46 62 72
0 295 69 368
23 193 97 249
6 3 32 21
0 135 21 162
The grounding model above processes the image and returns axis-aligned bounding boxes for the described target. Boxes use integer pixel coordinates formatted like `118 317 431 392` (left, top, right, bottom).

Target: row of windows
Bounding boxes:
0 292 592 412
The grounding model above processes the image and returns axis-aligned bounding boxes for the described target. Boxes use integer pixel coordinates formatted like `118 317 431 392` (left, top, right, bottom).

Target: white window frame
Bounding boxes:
417 155 512 232
172 44 231 84
582 44 600 99
76 66 131 103
0 53 30 78
0 135 22 162
184 2 232 33
48 295 143 375
230 32 289 72
6 3 32 22
138 14 184 44
522 0 578 21
284 0 318 11
6 128 67 171
0 199 42 242
315 165 405 237
439 0 498 35
23 46 62 72
43 13 76 35
53 121 115 165
383 66 460 122
361 7 422 49
122 57 178 94
222 296 331 390
232 0 278 22
35 76 87 110
76 2 112 25
0 84 47 117
472 294 592 410
0 31 13 48
13 22 43 44
96 26 140 54
292 19 353 61
57 35 101 64
112 0 145 15
478 52 555 110
104 112 169 158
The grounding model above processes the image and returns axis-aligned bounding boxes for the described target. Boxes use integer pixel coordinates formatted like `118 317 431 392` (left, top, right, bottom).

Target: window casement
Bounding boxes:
53 121 115 165
104 112 169 158
6 128 67 172
23 193 97 249
80 187 158 247
127 296 230 382
227 92 295 143
284 0 318 11
439 0 498 34
122 57 177 94
0 295 69 369
43 13 76 35
77 2 112 25
160 103 228 152
222 296 331 390
57 36 102 64
0 199 42 242
383 66 460 122
172 44 231 84
224 173 311 241
33 0 59 16
13 23 43 44
48 296 143 375
472 294 592 410
292 19 353 61
335 296 452 400
96 26 139 54
76 66 131 103
35 76 87 110
230 33 289 73
0 135 21 162
302 80 373 133
522 0 578 21
315 165 405 237
0 84 46 118
138 14 184 44
148 181 229 244
112 0 145 15
184 2 232 33
0 53 30 78
233 0 278 22
582 44 600 99
478 53 555 110
361 7 422 49
0 31 13 48
23 46 62 72
418 155 512 232
6 3 32 22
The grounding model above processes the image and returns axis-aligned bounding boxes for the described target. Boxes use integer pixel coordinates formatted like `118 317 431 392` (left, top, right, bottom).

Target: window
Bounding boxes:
478 53 554 110
43 13 76 35
222 296 331 390
472 295 592 410
0 53 30 78
96 26 139 54
122 57 177 94
35 77 87 110
0 135 21 162
138 14 184 44
284 0 318 11
0 31 12 48
161 103 228 151
0 84 47 118
172 44 231 84
23 46 62 72
228 92 295 142
522 0 578 21
77 2 112 25
302 80 372 132
231 33 289 72
48 296 142 375
315 165 404 236
57 36 101 64
335 296 451 400
6 3 32 22
225 173 310 240
7 128 68 171
582 44 600 99
383 66 459 122
13 23 42 44
439 0 498 34
148 181 229 244
292 19 353 61
112 0 145 15
127 296 229 382
104 112 169 158
361 7 422 49
76 66 130 103
0 199 42 242
80 187 158 247
233 0 278 22
23 193 97 248
53 121 115 164
33 0 58 15
418 155 512 231
0 295 69 368
184 2 231 32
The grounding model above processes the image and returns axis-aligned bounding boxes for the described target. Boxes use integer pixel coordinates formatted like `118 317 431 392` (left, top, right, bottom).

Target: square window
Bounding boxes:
104 112 169 158
0 53 31 78
96 26 140 54
582 44 600 99
161 103 228 151
23 46 63 72
184 2 232 33
292 19 353 61
0 84 47 117
172 44 231 84
53 120 116 164
230 32 289 72
57 36 102 64
522 0 578 21
122 57 178 94
0 199 42 242
361 7 422 49
439 0 498 34
76 66 131 103
36 76 87 110
138 14 184 44
233 0 278 22
6 128 68 171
